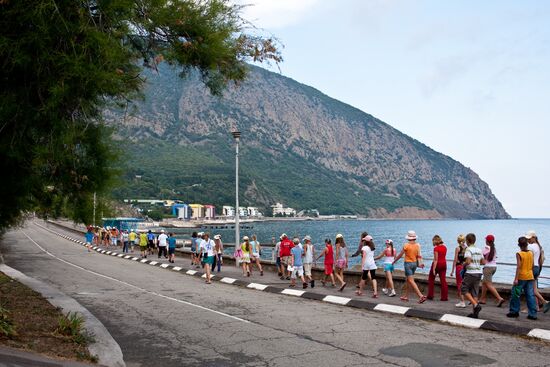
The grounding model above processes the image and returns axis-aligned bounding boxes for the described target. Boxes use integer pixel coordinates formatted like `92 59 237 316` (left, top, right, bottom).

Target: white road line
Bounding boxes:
186 270 197 275
440 314 485 328
527 328 550 341
140 259 148 263
281 289 305 297
247 283 268 291
323 295 351 305
221 277 237 284
160 264 169 268
149 261 158 266
22 231 249 324
373 304 410 315
172 267 182 271
124 256 131 259
117 254 124 257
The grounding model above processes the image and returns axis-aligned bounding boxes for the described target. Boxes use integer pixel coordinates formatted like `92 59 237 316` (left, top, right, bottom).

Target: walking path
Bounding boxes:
43 221 550 342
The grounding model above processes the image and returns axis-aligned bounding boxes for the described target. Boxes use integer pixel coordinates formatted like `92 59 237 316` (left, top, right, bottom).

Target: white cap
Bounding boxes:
525 230 537 239
243 236 249 241
303 235 311 241
406 230 417 240
160 229 165 233
362 235 373 242
335 233 343 239
214 234 221 240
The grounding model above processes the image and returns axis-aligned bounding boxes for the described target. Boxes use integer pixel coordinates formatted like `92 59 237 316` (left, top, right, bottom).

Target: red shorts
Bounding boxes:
324 263 333 275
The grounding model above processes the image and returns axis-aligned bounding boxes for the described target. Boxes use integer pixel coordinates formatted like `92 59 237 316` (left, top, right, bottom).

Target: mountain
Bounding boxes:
107 64 510 219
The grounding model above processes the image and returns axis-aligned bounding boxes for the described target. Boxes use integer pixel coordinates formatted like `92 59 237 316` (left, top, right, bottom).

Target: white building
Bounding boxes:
271 202 296 217
222 206 235 217
247 207 262 217
238 207 248 217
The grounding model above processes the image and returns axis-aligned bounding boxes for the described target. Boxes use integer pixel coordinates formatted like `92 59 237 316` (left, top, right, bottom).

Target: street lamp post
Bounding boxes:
232 131 241 249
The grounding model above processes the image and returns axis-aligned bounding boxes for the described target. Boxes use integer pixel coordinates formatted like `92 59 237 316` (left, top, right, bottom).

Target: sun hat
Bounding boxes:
281 233 287 238
243 236 249 241
335 233 344 239
406 231 417 240
385 239 393 244
485 234 495 242
303 235 311 241
525 230 537 239
160 229 165 233
293 237 300 244
362 235 373 242
214 234 221 240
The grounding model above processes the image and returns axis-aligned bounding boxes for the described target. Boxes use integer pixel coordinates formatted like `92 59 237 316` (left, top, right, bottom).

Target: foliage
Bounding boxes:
0 305 17 338
57 312 92 345
0 0 281 230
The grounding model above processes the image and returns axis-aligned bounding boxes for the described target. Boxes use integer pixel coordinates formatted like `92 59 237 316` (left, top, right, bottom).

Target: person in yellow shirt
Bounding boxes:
129 230 137 253
139 231 148 259
507 236 537 320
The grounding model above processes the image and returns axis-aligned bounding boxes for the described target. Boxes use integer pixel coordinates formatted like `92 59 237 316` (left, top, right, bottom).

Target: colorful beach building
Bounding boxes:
189 204 205 219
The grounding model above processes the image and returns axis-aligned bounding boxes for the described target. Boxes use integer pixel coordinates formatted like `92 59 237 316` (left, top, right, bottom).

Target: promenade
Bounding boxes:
48 220 550 338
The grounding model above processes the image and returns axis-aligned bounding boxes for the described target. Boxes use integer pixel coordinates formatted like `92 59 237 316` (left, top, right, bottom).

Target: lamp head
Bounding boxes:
231 131 241 140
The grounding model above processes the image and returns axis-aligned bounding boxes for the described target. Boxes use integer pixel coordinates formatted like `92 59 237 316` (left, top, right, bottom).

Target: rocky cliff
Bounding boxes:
109 64 510 219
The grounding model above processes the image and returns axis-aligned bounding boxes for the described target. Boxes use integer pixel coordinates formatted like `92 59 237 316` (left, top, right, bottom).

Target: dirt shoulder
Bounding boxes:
0 271 97 364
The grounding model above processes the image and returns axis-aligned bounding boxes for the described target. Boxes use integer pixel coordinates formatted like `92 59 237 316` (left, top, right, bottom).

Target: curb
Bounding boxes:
0 262 126 367
37 222 550 344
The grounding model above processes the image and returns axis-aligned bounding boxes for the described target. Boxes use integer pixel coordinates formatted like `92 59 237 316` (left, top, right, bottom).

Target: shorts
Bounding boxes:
533 266 540 279
336 258 346 269
242 255 251 263
281 256 291 265
362 269 376 280
291 265 304 279
168 248 175 255
324 263 333 275
111 237 117 245
148 240 155 249
191 246 196 253
252 253 260 259
482 266 496 283
203 255 214 265
140 245 147 250
276 257 281 267
404 261 417 277
383 263 394 272
303 263 312 277
134 240 139 245
461 273 482 297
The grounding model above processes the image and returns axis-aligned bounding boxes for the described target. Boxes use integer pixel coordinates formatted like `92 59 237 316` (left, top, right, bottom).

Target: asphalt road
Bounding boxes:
1 221 549 367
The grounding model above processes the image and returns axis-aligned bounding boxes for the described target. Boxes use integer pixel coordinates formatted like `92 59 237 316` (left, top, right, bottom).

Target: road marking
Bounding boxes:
124 256 131 259
140 259 148 263
22 231 250 324
221 277 236 284
440 314 485 328
149 261 158 266
131 257 139 261
106 251 112 255
186 270 197 275
117 254 124 257
323 295 351 305
281 289 305 297
172 267 182 271
110 253 118 256
247 283 268 291
527 328 550 341
160 264 169 268
373 304 409 315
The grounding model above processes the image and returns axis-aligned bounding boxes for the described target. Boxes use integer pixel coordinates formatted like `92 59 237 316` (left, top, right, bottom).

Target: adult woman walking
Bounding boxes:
374 239 396 297
316 239 336 287
199 233 215 284
241 236 252 277
450 234 467 308
334 234 348 291
427 235 448 301
356 235 378 297
393 231 427 303
478 234 505 306
526 231 550 313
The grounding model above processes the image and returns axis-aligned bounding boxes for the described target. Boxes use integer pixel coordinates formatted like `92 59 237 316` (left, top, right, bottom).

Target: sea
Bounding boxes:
164 218 550 288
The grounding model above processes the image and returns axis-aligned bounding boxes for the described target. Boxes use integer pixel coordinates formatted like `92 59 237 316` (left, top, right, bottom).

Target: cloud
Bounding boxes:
234 0 320 29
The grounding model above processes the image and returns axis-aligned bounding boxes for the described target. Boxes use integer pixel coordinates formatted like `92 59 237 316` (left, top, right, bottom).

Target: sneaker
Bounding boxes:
382 288 388 295
286 276 290 280
527 315 538 320
303 283 308 289
455 301 466 308
467 313 478 319
279 276 285 280
473 304 482 317
506 312 519 318
389 290 396 297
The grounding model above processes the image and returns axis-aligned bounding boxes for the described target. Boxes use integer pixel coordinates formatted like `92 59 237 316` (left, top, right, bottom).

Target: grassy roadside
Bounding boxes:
0 271 97 363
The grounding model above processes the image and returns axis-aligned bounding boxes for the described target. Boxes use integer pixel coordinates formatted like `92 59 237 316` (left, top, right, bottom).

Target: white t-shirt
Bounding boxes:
200 239 215 257
361 246 377 270
157 233 168 247
464 245 483 274
528 243 541 266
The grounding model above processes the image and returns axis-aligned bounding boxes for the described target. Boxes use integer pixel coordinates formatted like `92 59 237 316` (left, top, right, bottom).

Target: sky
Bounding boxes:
235 0 550 218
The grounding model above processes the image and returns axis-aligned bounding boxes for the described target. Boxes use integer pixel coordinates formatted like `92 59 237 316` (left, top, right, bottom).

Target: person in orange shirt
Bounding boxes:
393 230 427 303
507 237 537 319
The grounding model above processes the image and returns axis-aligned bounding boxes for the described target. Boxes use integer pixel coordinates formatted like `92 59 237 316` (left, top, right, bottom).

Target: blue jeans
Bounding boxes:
510 279 537 317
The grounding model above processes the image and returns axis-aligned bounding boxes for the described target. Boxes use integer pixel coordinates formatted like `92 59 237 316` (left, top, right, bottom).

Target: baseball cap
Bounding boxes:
485 234 495 242
363 235 373 242
525 230 537 239
303 235 311 241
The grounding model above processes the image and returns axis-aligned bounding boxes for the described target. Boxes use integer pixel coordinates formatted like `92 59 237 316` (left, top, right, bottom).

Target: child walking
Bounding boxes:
375 239 396 297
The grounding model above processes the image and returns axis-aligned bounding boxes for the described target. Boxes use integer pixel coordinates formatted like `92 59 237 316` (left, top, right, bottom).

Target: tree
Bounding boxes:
0 0 281 230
